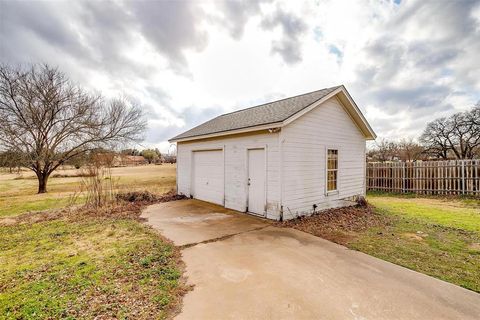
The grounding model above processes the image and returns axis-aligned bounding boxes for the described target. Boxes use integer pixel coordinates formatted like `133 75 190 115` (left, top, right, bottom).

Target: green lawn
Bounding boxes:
367 192 480 232
353 193 480 292
0 165 183 319
0 217 183 319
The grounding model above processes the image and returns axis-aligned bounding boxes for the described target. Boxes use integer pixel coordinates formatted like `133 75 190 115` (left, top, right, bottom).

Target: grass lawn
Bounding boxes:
353 192 480 292
0 217 183 319
0 165 184 319
0 164 176 218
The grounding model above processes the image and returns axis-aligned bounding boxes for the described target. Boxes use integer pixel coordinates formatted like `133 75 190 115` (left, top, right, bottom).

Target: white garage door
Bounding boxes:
193 150 224 205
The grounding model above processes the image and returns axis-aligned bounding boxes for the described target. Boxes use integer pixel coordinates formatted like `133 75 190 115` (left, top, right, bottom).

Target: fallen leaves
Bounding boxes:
277 205 388 245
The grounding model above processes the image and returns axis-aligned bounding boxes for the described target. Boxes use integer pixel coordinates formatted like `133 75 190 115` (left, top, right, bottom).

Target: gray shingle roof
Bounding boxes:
170 86 341 141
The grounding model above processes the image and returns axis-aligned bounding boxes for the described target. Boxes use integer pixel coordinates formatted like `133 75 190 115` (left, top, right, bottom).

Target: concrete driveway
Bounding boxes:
141 199 480 320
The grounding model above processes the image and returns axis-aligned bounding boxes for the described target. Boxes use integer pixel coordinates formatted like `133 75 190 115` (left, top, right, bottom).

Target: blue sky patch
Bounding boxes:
328 45 344 61
313 26 323 42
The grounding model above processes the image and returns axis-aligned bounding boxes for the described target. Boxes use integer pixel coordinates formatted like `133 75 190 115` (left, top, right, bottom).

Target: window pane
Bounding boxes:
327 149 338 170
328 149 338 156
327 170 337 191
327 179 337 191
327 171 335 181
330 159 337 169
326 149 338 192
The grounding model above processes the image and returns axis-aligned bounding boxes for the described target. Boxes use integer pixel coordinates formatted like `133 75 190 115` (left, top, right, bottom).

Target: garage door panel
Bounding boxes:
193 150 224 205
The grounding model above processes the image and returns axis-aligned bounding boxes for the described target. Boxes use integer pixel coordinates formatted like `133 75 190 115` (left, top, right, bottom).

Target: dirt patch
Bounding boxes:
277 205 388 245
0 218 17 226
468 243 480 251
402 233 424 241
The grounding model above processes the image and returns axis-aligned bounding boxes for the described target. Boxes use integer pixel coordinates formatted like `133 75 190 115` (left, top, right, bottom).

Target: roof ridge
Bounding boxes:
217 85 342 118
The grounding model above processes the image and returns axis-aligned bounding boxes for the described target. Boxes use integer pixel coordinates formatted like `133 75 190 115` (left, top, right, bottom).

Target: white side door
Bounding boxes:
193 150 224 205
247 148 266 215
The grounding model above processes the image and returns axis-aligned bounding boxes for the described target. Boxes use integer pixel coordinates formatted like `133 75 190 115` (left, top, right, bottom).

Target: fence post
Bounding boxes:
402 162 406 193
461 160 465 195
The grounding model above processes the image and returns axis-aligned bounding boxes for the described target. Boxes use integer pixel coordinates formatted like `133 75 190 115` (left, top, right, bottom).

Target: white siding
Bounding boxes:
176 131 281 219
280 96 366 219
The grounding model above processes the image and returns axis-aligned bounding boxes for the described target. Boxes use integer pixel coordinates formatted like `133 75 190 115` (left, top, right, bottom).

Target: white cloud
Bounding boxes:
1 0 479 151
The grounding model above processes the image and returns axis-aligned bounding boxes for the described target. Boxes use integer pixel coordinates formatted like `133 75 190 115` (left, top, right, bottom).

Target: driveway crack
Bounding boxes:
179 225 270 249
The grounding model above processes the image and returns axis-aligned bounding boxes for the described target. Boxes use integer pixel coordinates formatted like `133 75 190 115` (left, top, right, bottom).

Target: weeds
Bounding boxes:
78 164 118 208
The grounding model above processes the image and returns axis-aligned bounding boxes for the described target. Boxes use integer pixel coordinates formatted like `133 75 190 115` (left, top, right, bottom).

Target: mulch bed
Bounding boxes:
277 205 388 245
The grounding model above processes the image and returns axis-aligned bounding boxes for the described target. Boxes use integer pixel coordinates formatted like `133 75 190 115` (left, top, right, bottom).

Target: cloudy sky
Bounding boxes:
1 0 479 152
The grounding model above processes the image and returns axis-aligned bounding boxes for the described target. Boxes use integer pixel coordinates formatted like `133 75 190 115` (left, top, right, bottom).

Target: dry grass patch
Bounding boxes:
0 164 177 218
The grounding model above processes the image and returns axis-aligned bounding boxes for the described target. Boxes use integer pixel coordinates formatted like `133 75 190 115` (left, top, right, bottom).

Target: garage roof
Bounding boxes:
170 85 376 142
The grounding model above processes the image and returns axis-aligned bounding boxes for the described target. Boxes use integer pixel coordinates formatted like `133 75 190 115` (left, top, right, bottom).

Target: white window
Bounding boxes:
326 149 338 192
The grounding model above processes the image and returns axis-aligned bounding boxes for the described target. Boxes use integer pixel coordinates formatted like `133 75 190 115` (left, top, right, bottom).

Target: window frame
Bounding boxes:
325 148 339 195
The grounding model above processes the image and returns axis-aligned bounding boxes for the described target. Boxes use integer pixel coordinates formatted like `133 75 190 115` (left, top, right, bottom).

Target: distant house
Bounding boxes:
163 155 176 164
169 86 376 220
113 155 148 167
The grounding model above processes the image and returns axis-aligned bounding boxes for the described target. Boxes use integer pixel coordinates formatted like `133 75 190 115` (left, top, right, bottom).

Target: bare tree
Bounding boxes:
397 138 425 161
420 105 480 160
419 118 451 159
466 103 480 158
0 64 146 193
367 139 398 162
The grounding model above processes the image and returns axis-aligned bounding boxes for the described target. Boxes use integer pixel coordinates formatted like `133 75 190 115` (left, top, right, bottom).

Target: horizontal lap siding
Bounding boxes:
281 97 366 219
177 132 280 219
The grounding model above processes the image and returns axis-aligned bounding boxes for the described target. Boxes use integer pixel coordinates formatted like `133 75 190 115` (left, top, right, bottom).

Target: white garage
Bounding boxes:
170 86 376 220
192 150 224 205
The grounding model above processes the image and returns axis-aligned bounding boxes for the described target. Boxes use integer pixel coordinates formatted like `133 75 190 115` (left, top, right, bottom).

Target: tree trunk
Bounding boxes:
37 172 49 193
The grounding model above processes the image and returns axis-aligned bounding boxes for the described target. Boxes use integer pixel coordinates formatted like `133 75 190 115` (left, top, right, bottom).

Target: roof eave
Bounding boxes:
336 85 377 140
168 121 284 143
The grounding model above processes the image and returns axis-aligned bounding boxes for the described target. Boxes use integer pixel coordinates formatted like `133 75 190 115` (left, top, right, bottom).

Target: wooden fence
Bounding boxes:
367 160 480 195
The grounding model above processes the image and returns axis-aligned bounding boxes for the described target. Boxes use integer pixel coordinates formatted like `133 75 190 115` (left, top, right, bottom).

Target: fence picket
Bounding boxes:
366 160 480 196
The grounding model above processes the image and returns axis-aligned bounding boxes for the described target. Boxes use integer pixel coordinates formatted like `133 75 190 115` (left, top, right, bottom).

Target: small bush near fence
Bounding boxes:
367 160 480 196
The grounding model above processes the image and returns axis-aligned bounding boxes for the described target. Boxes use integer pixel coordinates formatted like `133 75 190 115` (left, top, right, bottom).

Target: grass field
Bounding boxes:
0 164 176 217
356 192 480 292
0 164 182 319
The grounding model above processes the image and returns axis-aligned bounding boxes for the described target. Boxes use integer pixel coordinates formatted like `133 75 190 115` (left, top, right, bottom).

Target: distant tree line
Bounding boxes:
120 148 163 164
0 147 175 172
368 104 480 162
